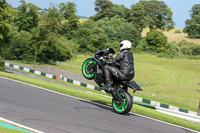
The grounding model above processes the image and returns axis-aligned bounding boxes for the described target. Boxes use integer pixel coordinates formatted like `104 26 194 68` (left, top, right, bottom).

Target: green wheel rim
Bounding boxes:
83 60 96 78
113 93 128 112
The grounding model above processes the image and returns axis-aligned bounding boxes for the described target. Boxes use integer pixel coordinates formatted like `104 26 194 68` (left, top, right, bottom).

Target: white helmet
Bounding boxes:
120 40 132 51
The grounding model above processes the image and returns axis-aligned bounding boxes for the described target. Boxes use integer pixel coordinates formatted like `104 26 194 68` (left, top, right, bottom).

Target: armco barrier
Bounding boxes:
4 62 198 116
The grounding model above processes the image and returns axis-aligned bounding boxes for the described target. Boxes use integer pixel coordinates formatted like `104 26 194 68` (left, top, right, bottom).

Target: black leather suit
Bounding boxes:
104 51 135 82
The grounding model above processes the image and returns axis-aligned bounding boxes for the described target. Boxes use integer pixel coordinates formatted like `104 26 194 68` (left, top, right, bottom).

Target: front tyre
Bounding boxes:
112 91 133 114
82 58 96 80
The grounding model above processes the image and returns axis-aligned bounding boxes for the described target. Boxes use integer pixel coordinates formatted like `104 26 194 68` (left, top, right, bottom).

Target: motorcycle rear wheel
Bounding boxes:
82 58 96 80
112 91 133 114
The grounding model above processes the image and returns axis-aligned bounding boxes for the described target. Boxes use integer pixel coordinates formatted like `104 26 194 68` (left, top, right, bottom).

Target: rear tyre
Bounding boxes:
112 91 133 114
82 58 96 80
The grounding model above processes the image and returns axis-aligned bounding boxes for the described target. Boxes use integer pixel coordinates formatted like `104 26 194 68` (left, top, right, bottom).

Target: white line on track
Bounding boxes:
0 76 199 133
0 117 44 133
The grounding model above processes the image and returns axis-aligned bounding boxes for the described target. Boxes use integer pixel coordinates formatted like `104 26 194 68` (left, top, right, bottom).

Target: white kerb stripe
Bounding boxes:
46 73 53 79
155 102 161 107
24 67 30 72
13 65 19 69
188 111 197 115
169 105 179 111
73 80 81 86
63 77 67 82
87 84 95 90
133 96 143 102
35 70 41 75
5 62 9 67
150 100 156 106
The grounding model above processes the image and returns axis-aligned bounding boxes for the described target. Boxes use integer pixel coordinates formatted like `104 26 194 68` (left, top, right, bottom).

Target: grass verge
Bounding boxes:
0 72 199 132
0 126 25 133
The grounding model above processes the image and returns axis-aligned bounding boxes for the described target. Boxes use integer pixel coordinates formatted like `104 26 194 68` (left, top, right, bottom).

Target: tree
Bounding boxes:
76 20 107 52
0 56 4 71
93 0 115 21
59 2 77 20
9 31 34 61
41 4 62 34
0 0 13 54
15 0 39 32
113 5 129 19
184 4 200 38
129 0 174 31
146 30 168 52
97 17 141 48
59 2 79 39
33 5 72 63
190 4 200 18
0 0 13 40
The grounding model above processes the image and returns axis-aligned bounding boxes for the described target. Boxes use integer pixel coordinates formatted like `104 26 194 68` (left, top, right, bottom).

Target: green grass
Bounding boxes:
54 53 200 112
57 54 92 74
0 72 200 132
134 54 200 111
0 126 25 133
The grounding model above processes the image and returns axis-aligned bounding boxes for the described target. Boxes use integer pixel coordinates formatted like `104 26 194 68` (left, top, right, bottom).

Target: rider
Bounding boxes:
103 40 135 91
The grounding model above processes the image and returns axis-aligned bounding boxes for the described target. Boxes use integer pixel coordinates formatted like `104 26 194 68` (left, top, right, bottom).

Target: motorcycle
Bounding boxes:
82 48 142 114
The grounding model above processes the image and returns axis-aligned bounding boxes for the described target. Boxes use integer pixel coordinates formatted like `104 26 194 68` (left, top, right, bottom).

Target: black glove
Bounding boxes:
105 58 113 64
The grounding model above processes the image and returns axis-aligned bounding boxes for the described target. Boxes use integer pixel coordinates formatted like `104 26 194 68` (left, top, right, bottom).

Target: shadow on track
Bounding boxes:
79 99 137 116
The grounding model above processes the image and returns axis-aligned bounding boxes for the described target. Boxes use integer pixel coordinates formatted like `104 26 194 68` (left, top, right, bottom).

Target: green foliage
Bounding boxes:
37 33 72 63
15 0 39 32
184 13 200 38
62 17 79 39
0 0 13 48
0 56 4 71
158 40 200 59
97 17 141 48
184 4 200 38
94 0 115 21
174 30 182 33
5 4 73 63
59 2 79 39
129 0 174 31
190 4 200 18
59 2 77 20
3 0 199 63
158 42 179 58
113 5 129 19
31 28 72 63
76 20 107 52
135 38 148 52
8 31 34 62
41 5 62 34
87 27 107 52
146 30 168 52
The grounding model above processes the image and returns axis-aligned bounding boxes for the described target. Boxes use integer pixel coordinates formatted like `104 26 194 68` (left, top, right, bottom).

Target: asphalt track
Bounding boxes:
0 77 198 133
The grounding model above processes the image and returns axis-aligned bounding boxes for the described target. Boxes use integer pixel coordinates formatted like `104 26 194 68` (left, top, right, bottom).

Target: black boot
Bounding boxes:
105 80 114 92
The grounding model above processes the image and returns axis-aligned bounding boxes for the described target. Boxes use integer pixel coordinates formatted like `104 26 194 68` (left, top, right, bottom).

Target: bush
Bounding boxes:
159 40 200 59
0 56 4 71
174 30 182 33
146 30 168 52
9 31 34 62
177 40 193 56
158 42 179 58
134 38 148 52
191 45 200 56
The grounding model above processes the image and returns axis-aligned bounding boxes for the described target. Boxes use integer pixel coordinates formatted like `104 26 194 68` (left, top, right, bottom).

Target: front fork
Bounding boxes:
111 89 124 106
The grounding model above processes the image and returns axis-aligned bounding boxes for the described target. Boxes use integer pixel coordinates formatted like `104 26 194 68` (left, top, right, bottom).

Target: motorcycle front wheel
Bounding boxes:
112 91 133 114
82 58 97 80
